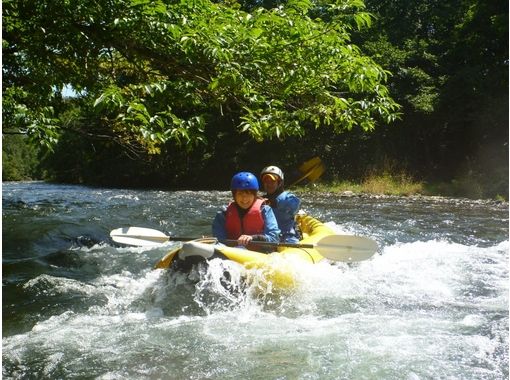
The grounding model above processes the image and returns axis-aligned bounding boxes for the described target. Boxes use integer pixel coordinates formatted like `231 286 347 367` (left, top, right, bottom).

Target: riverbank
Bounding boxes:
297 172 508 202
3 171 508 202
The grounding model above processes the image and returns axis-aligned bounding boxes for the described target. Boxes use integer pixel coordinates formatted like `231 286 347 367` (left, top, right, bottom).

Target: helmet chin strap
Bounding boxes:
265 187 283 208
267 186 283 198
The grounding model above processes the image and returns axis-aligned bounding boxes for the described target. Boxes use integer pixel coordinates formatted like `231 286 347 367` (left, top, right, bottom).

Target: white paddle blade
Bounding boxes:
317 235 378 262
110 227 169 247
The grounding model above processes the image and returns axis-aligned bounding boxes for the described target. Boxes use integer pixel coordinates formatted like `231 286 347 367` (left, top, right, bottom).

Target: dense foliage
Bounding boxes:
3 1 397 146
352 0 508 198
2 135 40 181
354 0 508 174
2 0 508 197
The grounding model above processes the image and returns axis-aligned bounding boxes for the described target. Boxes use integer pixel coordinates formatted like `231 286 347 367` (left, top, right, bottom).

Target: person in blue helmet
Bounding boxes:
260 166 301 243
212 172 280 250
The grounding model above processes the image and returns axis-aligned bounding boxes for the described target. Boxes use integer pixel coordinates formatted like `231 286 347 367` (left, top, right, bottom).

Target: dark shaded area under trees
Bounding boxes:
2 0 508 199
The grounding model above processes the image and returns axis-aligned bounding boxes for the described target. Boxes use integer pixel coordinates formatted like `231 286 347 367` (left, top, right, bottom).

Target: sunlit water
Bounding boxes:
2 182 508 379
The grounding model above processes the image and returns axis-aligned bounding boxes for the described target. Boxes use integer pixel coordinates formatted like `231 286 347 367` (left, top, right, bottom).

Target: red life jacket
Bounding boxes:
225 198 265 239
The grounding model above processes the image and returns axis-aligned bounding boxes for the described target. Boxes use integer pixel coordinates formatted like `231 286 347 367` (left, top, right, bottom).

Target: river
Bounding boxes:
2 182 508 379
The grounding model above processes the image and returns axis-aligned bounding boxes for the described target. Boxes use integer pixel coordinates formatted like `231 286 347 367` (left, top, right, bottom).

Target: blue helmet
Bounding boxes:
231 172 259 191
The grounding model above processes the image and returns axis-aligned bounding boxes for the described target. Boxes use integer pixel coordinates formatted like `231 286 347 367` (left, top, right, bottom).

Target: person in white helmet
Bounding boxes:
260 166 301 243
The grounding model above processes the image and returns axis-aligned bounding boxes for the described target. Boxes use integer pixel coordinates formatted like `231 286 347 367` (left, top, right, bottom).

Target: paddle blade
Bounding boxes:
316 235 378 262
110 227 169 247
298 156 322 173
290 157 326 186
298 156 325 182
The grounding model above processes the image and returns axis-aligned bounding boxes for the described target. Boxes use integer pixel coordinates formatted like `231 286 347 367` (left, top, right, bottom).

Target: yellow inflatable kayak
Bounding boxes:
110 215 376 289
154 214 338 289
110 215 376 290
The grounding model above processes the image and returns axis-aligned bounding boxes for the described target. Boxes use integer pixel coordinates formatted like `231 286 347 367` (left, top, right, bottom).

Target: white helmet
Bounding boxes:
260 165 284 182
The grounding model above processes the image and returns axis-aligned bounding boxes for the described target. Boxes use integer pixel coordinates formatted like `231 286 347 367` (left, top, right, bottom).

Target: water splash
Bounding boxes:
3 183 508 379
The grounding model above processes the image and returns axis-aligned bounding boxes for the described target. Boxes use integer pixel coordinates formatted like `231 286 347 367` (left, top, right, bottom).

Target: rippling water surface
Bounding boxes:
2 182 508 379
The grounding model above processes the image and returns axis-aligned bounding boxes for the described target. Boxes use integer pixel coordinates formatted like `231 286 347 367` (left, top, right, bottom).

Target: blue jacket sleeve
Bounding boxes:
280 192 301 217
261 205 281 243
212 207 228 241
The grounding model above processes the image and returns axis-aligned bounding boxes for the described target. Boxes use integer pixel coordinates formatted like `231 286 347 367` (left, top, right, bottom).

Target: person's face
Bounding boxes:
262 176 280 195
234 190 256 209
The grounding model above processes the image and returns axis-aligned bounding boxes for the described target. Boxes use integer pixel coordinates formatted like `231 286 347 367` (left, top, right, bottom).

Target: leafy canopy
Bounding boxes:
3 0 400 153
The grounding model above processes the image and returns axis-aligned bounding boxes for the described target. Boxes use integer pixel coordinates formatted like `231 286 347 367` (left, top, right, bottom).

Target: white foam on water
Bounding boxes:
3 237 508 379
107 194 140 201
167 237 508 379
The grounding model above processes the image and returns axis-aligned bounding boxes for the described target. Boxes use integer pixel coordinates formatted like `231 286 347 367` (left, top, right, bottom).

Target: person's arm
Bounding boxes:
251 205 280 243
212 208 228 241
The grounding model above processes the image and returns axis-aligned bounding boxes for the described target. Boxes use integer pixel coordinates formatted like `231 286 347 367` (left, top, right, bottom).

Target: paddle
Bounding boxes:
289 157 326 187
250 235 377 262
110 227 378 262
110 227 192 247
